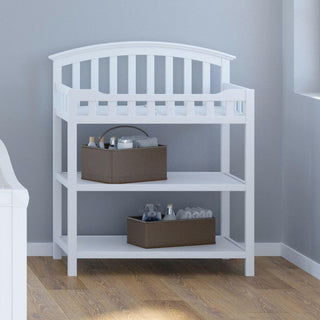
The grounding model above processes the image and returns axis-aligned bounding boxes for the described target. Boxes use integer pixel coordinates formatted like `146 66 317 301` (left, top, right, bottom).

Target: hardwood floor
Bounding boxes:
27 257 320 320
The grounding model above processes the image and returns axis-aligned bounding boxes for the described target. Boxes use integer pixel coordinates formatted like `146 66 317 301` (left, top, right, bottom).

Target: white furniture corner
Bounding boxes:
49 41 255 277
0 140 29 320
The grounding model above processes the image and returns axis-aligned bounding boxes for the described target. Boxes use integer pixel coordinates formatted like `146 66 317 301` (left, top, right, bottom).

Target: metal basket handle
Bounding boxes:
99 125 149 141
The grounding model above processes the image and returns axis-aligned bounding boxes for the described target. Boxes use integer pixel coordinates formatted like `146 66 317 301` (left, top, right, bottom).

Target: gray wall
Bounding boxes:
0 0 283 243
293 0 320 93
282 0 320 262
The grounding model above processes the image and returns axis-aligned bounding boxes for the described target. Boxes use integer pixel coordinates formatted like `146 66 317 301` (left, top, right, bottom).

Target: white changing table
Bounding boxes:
49 41 255 277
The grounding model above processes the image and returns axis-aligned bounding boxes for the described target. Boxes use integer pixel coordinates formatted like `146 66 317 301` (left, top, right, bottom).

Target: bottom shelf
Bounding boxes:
56 235 246 259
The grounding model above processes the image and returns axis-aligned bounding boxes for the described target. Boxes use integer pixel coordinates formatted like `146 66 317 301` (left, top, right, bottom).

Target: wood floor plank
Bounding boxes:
258 289 320 320
27 266 69 320
201 273 288 312
105 259 181 300
77 260 153 319
28 257 87 290
229 313 301 320
180 258 292 290
142 300 205 320
27 257 320 320
268 267 320 290
50 289 117 320
160 272 238 319
181 277 286 316
79 259 180 301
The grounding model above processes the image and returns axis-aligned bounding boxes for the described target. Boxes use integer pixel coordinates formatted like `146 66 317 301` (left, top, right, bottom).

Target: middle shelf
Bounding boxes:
56 171 245 192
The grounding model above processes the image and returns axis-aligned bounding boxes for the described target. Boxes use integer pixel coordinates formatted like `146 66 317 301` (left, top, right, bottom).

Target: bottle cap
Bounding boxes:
99 136 104 142
89 137 95 142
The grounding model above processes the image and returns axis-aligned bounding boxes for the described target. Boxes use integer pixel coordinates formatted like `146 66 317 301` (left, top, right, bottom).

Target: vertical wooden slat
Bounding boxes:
91 58 99 91
186 101 194 116
147 55 155 116
109 56 118 93
202 62 211 93
128 55 136 94
165 56 173 94
165 56 174 116
184 59 192 94
167 101 175 116
147 55 155 93
225 101 234 116
202 62 213 115
72 62 80 89
109 56 117 116
128 55 136 116
148 101 156 117
184 59 193 116
88 101 96 116
205 101 215 116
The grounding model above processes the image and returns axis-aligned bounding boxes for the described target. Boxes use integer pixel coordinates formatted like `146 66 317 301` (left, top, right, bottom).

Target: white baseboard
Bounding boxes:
281 243 320 280
27 241 320 280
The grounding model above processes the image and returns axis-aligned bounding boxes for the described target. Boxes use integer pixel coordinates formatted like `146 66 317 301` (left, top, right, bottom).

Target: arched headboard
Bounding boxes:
49 41 236 95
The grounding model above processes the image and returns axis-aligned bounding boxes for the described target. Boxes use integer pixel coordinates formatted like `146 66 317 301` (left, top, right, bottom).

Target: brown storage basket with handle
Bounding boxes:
81 126 167 184
127 216 216 248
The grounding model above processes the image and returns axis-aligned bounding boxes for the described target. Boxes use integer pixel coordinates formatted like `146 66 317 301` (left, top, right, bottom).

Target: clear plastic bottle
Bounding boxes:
163 204 176 221
109 136 117 150
88 137 97 148
99 137 105 149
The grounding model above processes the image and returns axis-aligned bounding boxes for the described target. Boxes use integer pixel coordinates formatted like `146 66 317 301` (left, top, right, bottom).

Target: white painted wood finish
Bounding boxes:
72 62 80 89
49 42 254 277
220 59 231 243
52 91 246 122
53 113 62 260
128 55 136 116
147 55 155 93
90 58 99 91
56 172 245 192
57 235 245 259
49 41 236 66
109 56 117 116
245 89 255 276
0 140 29 320
67 98 78 276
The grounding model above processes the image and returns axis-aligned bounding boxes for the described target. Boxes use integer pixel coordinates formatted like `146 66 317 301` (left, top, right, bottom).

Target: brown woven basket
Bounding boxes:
81 126 167 184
